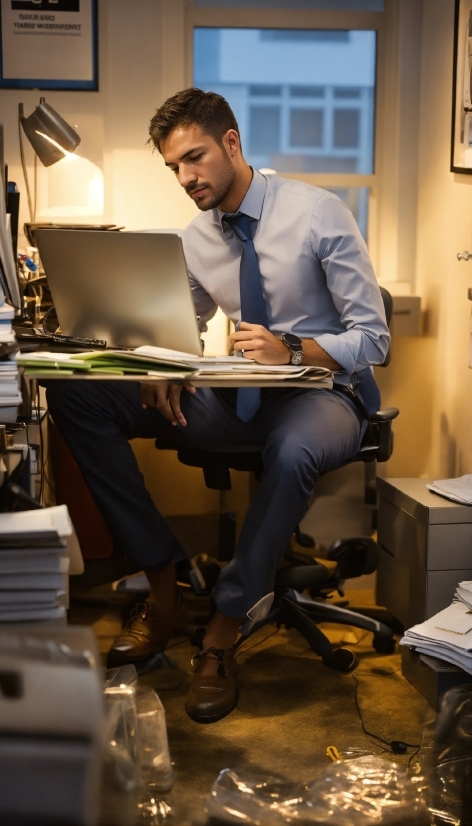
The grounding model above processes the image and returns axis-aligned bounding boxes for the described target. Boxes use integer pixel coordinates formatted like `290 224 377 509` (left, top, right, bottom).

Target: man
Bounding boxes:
46 88 389 723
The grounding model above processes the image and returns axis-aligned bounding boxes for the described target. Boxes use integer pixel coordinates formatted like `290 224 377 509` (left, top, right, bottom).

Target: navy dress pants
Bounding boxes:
46 381 363 618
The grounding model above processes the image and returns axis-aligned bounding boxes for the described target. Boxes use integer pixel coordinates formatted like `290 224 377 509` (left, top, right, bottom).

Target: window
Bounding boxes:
333 109 360 147
290 86 324 98
334 87 362 98
249 107 281 154
290 109 324 147
260 29 350 41
193 26 376 240
249 85 282 96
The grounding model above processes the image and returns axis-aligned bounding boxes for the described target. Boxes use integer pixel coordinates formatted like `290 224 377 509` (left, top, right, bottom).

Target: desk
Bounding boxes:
27 373 332 389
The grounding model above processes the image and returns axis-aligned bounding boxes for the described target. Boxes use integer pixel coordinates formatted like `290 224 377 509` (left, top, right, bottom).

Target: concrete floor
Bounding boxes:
69 584 430 826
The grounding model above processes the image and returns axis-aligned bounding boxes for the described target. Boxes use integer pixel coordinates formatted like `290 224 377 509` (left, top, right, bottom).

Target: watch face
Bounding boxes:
291 350 303 365
283 333 302 348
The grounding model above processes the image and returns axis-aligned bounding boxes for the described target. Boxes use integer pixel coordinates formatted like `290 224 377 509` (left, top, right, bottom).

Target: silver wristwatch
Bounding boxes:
280 333 304 365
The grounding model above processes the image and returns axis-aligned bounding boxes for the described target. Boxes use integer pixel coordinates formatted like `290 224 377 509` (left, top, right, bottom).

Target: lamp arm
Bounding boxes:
18 103 34 222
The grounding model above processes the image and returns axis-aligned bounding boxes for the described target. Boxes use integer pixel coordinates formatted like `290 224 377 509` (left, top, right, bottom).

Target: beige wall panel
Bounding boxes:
414 0 472 479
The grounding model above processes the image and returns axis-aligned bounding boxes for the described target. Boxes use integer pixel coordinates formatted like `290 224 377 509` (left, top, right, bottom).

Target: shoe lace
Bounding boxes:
125 600 152 629
191 646 231 678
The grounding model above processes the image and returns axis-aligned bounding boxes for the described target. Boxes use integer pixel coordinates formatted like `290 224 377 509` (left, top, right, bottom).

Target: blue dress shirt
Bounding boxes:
182 170 390 382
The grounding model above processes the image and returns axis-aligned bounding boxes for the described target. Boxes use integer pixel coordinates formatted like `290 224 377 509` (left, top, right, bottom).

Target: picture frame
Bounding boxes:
451 0 472 173
0 0 98 91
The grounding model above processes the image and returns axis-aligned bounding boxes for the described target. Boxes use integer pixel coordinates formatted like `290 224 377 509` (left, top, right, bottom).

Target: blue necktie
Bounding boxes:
224 213 269 421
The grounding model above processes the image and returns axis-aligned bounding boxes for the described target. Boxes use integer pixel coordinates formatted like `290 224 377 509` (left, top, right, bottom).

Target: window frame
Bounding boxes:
185 2 392 268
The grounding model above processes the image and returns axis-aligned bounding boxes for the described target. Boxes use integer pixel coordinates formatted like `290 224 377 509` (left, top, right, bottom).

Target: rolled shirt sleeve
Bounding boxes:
310 194 390 374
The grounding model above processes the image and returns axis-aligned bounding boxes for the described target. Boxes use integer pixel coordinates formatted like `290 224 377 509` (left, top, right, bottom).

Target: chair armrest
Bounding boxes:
369 407 399 423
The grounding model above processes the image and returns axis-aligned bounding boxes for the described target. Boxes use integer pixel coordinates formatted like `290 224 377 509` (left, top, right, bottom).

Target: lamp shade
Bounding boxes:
20 101 81 167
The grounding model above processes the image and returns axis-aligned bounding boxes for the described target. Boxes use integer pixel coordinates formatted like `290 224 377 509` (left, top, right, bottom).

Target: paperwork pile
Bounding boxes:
0 505 82 622
400 591 472 675
427 474 472 505
456 580 472 610
16 344 333 385
0 301 21 421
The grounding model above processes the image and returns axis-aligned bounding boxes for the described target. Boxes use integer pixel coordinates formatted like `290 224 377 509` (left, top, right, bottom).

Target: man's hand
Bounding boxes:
229 322 342 370
229 323 290 365
141 381 195 426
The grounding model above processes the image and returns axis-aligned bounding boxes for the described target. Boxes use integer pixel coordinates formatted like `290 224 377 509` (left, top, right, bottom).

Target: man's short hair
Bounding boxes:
149 88 240 153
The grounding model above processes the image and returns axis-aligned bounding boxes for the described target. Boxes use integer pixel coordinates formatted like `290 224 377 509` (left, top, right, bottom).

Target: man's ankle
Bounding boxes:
202 609 245 651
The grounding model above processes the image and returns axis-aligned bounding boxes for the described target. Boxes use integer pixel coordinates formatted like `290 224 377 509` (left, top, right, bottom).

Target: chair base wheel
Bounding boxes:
323 648 358 673
373 634 396 655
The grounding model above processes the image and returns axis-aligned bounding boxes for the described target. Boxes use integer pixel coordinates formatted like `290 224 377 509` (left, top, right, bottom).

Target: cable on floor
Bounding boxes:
352 674 421 759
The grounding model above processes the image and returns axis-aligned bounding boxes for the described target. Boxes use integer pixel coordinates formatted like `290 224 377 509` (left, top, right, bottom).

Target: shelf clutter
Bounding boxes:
0 299 21 422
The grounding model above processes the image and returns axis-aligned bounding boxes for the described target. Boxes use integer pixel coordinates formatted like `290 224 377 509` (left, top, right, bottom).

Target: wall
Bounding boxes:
0 0 198 235
0 0 227 517
377 0 472 481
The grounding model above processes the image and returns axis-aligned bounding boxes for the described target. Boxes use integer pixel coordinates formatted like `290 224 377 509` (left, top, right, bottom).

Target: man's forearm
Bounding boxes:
301 339 341 371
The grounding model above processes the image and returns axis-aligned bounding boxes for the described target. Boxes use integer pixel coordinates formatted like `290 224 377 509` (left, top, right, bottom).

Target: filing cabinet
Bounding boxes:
376 477 472 628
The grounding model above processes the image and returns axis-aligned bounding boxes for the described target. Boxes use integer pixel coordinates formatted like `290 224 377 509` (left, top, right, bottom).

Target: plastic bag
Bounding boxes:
206 756 431 825
101 699 141 826
423 685 472 826
136 685 174 793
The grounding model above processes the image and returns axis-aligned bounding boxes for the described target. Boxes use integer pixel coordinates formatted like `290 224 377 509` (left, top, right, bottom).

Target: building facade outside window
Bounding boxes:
194 27 376 238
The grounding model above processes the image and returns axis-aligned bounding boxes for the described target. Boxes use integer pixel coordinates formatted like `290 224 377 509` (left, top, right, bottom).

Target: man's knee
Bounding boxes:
45 381 81 417
45 380 116 425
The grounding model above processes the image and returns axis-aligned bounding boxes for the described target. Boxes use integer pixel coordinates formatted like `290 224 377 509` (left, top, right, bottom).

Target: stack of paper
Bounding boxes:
16 345 333 386
0 303 15 346
0 302 21 421
426 475 472 504
0 505 83 622
455 580 472 609
135 345 333 383
400 601 472 674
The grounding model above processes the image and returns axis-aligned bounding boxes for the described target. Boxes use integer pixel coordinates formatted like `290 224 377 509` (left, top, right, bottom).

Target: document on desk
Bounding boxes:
133 345 332 381
426 474 472 504
16 350 196 377
455 581 472 610
400 601 472 674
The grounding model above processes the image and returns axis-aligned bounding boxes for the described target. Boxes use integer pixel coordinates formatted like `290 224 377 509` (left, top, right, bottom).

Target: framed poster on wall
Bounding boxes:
0 0 98 90
452 0 472 173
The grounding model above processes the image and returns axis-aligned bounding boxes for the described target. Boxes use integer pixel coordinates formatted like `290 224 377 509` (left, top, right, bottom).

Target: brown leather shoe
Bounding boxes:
185 646 239 723
107 600 176 673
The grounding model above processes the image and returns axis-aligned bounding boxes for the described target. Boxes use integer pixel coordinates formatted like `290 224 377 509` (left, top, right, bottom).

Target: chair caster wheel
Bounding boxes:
323 648 358 673
373 634 395 654
190 627 206 649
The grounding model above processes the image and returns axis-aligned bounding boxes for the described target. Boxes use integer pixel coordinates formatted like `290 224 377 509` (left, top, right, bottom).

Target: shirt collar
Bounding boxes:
215 168 267 229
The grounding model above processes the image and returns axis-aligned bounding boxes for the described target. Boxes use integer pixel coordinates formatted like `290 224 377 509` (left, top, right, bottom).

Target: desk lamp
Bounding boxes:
18 98 81 221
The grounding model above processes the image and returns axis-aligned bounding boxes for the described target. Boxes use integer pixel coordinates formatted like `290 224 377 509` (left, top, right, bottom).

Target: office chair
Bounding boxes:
154 288 398 673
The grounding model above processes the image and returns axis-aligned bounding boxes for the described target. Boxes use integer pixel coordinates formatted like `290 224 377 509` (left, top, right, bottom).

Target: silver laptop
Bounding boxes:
34 229 203 354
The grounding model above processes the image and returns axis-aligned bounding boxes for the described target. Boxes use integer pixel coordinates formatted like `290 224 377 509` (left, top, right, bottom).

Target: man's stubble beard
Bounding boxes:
187 150 236 212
